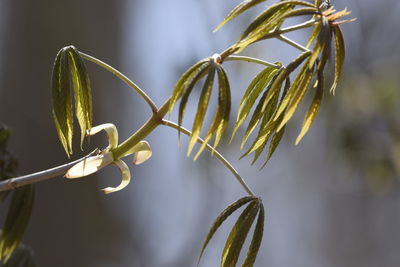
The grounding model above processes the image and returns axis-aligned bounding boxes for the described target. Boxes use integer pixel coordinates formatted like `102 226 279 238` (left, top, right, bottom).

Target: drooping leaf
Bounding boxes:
221 201 260 267
51 46 93 156
242 204 265 267
330 25 345 94
306 23 322 48
0 185 35 262
66 46 93 148
296 69 324 145
169 59 210 114
177 62 211 140
231 66 278 141
187 65 216 156
52 48 73 156
214 0 268 32
198 196 259 264
3 243 36 267
194 65 231 159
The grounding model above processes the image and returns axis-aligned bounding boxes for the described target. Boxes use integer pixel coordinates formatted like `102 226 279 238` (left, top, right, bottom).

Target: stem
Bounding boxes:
225 56 281 69
79 52 158 113
277 35 310 52
0 149 99 192
162 120 255 196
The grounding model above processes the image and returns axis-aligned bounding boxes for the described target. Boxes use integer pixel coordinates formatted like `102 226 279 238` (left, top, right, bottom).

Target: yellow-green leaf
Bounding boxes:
0 185 35 262
214 0 268 32
187 65 216 156
242 204 265 267
198 196 259 264
296 69 324 144
330 25 345 94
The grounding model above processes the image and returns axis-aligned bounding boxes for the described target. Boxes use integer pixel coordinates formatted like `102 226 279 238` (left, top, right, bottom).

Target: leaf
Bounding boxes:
242 204 265 267
101 159 131 194
52 48 73 156
169 59 210 114
66 46 93 148
187 65 216 156
306 23 322 48
198 196 259 264
221 201 260 267
231 66 278 141
194 65 231 159
214 0 268 32
330 25 345 94
296 68 324 145
177 62 211 140
51 46 93 156
0 185 35 262
3 243 36 267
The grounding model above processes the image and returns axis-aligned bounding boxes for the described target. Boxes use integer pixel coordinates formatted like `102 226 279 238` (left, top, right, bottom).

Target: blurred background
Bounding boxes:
1 0 400 266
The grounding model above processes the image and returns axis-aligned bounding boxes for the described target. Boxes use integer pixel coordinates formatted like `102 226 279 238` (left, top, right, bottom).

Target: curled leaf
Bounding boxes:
102 159 131 194
87 123 118 149
132 141 152 165
64 152 113 179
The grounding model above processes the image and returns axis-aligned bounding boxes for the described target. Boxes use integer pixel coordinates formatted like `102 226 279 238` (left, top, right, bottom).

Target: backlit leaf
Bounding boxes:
0 185 35 262
296 69 324 145
242 204 265 267
222 201 260 267
214 0 268 32
188 65 216 156
198 196 259 264
330 25 345 94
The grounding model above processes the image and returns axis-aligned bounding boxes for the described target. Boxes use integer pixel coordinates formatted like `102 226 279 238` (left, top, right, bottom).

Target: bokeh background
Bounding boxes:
1 0 400 266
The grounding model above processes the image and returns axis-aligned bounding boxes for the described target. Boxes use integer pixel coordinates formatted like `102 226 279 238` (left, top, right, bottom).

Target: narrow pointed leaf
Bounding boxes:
296 69 324 145
66 46 92 148
306 23 322 48
198 196 259 263
263 125 285 166
52 49 73 156
187 65 216 156
214 0 268 32
0 185 35 262
169 59 209 114
330 26 345 94
222 202 260 267
242 204 265 267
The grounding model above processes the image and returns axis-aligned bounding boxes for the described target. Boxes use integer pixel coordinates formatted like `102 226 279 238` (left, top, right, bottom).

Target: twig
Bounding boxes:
161 120 255 196
225 56 281 69
0 149 99 192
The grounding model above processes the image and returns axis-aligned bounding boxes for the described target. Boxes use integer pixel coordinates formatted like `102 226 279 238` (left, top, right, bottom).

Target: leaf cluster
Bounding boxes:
199 196 264 267
52 45 93 157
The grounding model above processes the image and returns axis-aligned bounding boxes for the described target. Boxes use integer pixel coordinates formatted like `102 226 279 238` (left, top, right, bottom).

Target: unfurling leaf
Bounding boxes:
214 0 268 32
199 196 264 267
51 45 92 156
0 185 35 263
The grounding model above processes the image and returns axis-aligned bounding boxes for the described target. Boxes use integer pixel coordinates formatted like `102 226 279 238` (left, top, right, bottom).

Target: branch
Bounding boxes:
0 149 99 192
161 119 255 196
79 52 158 113
225 55 281 69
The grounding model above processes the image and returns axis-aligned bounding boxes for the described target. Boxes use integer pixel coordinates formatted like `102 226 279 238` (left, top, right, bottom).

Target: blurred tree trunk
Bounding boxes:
0 1 147 266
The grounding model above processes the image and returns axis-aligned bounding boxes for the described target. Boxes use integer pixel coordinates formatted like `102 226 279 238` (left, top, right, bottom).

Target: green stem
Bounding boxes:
277 35 310 52
79 52 158 113
162 120 255 196
278 19 317 34
225 56 281 69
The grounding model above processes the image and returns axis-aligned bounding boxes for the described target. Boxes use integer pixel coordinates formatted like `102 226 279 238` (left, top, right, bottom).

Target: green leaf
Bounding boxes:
3 244 36 267
51 46 93 156
66 46 93 148
52 48 73 156
177 62 211 140
0 185 35 262
231 66 278 141
221 201 260 267
214 0 268 32
296 68 324 145
306 23 322 48
242 204 265 267
194 65 231 159
330 26 345 95
169 59 210 114
187 65 217 156
198 196 259 264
